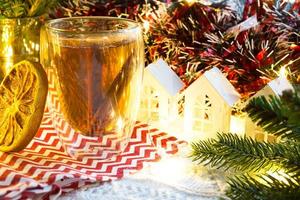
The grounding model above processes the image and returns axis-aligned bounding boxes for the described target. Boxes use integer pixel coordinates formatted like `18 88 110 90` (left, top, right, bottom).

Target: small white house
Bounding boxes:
138 60 293 143
183 67 241 139
245 70 294 142
138 59 185 125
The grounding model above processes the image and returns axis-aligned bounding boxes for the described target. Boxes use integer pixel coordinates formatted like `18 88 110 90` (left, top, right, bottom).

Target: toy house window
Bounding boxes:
192 95 213 132
139 86 159 121
178 95 185 117
204 95 212 120
149 88 159 121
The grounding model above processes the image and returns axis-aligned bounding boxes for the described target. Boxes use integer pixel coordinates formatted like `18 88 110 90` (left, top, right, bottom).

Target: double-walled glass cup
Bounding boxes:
41 17 144 159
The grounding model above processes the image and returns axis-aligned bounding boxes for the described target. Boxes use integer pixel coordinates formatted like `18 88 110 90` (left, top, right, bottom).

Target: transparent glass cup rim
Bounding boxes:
45 16 140 34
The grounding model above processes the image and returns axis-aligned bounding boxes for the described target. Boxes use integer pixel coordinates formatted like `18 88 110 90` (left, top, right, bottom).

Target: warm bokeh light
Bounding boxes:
117 117 124 132
279 66 287 79
186 0 197 5
143 20 150 32
150 156 189 182
230 116 245 136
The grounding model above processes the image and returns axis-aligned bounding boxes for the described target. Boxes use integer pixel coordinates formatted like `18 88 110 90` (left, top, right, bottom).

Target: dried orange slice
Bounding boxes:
0 60 48 152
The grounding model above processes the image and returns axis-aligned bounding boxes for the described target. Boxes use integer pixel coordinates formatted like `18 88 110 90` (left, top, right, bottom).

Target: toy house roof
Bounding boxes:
252 76 293 98
185 67 240 107
145 59 185 96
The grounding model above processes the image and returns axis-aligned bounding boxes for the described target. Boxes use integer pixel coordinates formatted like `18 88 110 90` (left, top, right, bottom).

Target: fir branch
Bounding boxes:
0 0 26 18
191 133 277 172
0 0 97 18
0 0 60 18
27 0 54 17
227 174 300 200
246 89 300 140
246 95 290 137
191 133 300 175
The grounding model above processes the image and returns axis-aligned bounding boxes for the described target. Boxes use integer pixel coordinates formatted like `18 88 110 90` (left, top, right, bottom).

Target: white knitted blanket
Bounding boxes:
59 153 228 200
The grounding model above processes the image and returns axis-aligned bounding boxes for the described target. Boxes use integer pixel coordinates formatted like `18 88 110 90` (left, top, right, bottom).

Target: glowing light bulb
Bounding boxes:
279 67 287 79
150 157 188 182
230 116 245 136
186 0 197 5
143 20 150 33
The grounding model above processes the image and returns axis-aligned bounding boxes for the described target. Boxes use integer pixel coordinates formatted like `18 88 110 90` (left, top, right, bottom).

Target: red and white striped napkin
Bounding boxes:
0 111 186 199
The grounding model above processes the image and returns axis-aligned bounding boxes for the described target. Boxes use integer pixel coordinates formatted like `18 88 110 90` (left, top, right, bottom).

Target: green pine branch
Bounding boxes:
191 133 300 199
191 133 277 172
246 95 290 137
191 133 300 176
0 0 98 18
0 0 60 18
227 174 300 200
192 88 300 199
246 88 300 141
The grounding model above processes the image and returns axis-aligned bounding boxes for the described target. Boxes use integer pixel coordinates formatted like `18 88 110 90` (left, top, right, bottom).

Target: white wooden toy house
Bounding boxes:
183 67 241 140
138 59 185 126
245 69 293 142
138 59 293 143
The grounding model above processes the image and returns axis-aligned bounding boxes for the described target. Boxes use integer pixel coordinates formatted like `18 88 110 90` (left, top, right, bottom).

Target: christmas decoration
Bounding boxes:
143 0 239 85
264 0 300 82
202 20 286 97
54 0 97 17
139 62 242 141
245 67 294 142
1 0 300 198
139 0 300 98
55 0 160 18
0 0 97 18
0 0 59 18
138 59 185 126
137 1 300 198
192 87 300 199
227 67 295 142
183 67 240 140
134 0 300 138
139 60 295 144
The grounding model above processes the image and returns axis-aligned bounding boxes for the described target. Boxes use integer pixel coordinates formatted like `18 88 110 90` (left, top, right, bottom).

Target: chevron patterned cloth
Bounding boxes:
0 67 186 199
0 111 186 199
